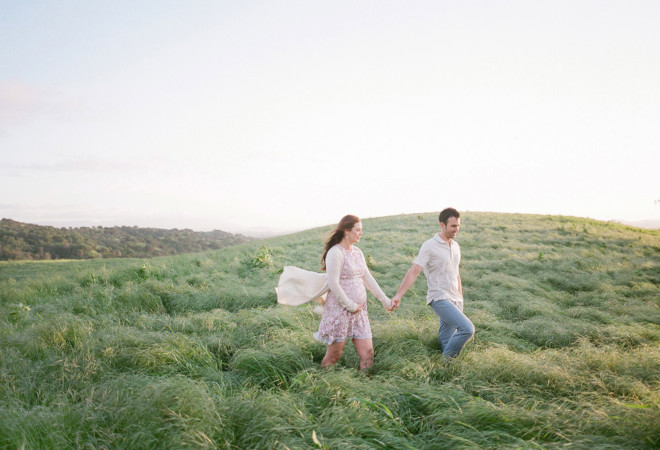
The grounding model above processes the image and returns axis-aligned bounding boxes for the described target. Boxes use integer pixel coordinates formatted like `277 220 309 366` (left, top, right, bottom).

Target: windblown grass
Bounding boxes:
1 212 658 448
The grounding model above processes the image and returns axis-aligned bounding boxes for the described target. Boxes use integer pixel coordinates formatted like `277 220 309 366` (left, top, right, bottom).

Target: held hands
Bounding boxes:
352 298 399 313
387 296 401 312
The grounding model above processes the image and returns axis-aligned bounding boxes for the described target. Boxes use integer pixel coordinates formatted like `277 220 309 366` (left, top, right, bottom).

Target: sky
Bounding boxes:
1 0 659 235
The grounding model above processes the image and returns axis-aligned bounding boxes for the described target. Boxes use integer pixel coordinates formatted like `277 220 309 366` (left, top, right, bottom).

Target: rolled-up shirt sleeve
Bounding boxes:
413 243 430 269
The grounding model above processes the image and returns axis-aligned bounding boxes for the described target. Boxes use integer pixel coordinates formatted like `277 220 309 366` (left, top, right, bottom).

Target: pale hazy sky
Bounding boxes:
2 1 659 234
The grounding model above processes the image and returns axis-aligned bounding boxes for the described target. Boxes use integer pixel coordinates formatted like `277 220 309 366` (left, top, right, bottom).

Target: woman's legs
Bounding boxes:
321 339 374 369
352 338 374 370
321 341 346 367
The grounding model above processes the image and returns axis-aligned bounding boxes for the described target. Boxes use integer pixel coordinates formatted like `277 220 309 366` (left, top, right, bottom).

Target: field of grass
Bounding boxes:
1 212 659 449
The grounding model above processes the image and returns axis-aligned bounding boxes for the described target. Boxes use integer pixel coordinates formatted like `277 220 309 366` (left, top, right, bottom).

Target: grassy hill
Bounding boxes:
1 212 658 448
0 218 252 260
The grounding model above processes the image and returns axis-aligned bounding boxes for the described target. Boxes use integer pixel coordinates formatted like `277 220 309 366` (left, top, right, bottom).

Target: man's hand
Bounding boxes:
388 296 401 311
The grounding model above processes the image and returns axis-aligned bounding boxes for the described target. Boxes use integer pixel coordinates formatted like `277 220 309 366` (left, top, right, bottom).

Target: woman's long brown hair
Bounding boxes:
321 214 360 270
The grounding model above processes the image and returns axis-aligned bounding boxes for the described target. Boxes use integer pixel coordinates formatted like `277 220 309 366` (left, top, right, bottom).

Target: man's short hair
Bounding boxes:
439 208 460 225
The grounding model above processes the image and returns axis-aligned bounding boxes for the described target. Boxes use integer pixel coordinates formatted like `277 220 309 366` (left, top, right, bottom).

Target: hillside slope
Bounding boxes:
1 212 658 448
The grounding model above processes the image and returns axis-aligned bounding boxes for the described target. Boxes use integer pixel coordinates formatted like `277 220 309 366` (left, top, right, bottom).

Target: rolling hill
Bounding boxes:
1 212 658 448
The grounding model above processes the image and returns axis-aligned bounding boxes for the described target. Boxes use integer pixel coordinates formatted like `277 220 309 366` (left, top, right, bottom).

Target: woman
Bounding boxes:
314 215 392 370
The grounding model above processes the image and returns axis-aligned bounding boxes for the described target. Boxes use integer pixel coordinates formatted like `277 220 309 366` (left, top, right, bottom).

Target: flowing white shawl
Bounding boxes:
275 266 329 306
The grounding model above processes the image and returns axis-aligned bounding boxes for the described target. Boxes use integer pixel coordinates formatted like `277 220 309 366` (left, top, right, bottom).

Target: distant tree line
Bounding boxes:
0 219 253 260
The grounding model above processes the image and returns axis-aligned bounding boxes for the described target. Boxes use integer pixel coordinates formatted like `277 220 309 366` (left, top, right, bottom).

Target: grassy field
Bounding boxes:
1 212 659 449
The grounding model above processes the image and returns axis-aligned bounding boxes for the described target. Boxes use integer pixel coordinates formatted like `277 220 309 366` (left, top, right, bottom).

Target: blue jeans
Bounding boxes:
429 299 475 359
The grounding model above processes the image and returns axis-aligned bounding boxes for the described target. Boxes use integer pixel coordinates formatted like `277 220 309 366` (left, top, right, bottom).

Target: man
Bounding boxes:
390 208 474 360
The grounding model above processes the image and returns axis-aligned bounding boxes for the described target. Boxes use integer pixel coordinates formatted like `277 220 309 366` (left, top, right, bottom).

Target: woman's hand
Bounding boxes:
352 304 363 314
388 297 400 311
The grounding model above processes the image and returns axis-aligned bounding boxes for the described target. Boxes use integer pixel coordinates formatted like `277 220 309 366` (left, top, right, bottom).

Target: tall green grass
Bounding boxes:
1 212 658 448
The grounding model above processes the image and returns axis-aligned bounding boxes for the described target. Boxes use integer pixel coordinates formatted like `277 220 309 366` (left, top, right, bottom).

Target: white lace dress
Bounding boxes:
314 245 390 344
